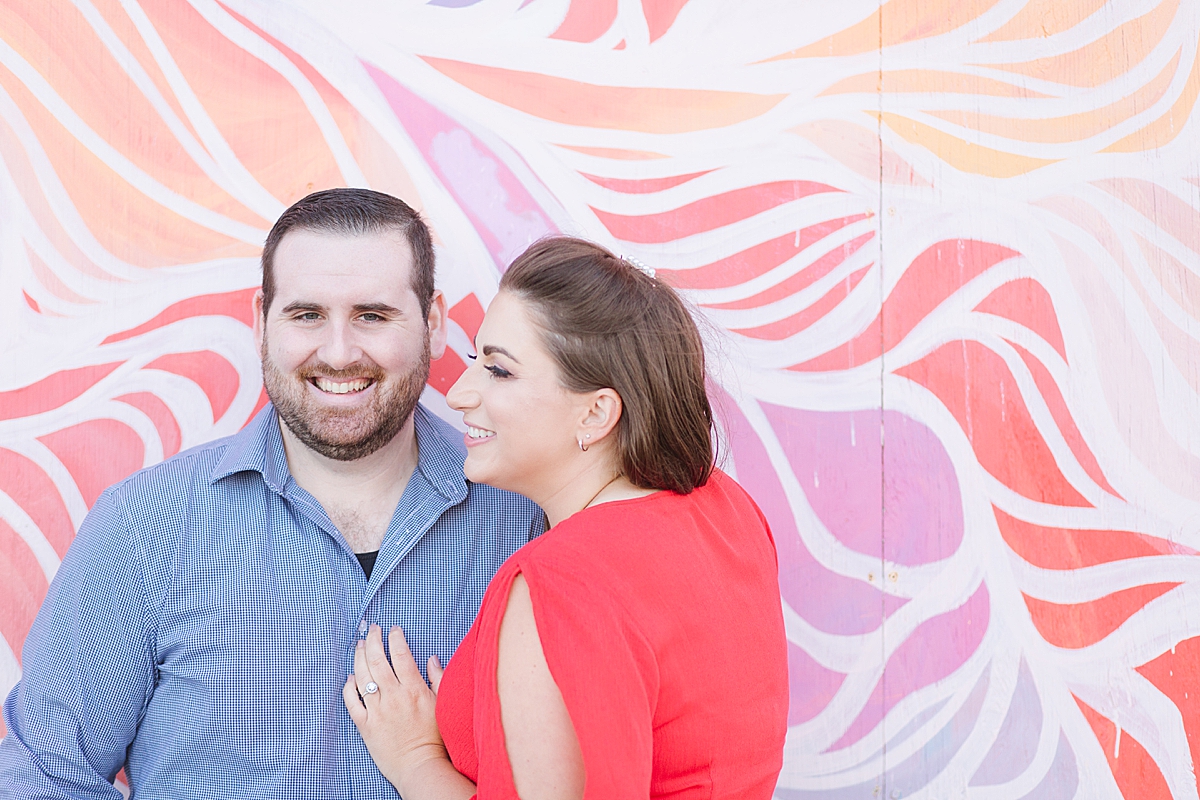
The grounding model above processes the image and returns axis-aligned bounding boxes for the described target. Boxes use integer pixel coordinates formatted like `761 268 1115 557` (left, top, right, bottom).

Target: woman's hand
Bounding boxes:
343 624 461 797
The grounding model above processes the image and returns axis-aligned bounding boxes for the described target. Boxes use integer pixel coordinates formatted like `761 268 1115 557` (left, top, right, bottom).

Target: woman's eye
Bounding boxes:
485 364 512 379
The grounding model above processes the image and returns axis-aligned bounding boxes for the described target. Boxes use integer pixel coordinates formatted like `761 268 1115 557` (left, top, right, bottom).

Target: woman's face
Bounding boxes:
446 291 589 501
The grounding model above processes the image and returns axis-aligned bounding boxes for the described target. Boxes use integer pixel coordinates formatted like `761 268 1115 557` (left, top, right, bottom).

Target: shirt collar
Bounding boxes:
210 403 468 503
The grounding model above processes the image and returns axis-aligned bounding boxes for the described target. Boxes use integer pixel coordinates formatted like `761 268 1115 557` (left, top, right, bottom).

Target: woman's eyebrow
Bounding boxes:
481 344 520 363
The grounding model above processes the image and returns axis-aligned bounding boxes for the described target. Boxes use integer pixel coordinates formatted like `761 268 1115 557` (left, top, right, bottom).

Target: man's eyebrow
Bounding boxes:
352 302 402 315
481 344 520 363
279 301 325 315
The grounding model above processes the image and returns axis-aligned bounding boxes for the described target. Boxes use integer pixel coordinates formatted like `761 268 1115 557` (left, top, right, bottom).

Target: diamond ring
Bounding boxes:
363 681 379 695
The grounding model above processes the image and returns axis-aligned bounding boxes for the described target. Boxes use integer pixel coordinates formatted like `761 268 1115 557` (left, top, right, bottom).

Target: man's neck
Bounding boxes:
278 414 420 552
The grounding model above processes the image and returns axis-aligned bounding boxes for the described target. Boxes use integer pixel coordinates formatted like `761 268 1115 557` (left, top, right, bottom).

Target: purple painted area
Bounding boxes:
971 659 1043 785
778 667 990 799
718 393 904 636
365 64 556 270
760 404 963 566
828 584 990 751
1020 732 1078 800
787 641 847 726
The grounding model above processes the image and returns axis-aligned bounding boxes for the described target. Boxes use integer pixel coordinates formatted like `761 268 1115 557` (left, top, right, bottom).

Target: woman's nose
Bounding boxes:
446 364 479 411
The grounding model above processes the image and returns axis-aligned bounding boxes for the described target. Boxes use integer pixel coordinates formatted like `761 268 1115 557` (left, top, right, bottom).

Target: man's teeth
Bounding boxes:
314 378 371 394
467 426 494 439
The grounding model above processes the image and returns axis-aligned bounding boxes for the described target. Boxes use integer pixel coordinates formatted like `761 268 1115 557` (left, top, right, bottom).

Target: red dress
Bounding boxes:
435 469 789 798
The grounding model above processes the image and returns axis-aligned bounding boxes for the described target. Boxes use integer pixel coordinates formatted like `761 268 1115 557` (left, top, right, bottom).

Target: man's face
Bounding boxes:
254 228 446 461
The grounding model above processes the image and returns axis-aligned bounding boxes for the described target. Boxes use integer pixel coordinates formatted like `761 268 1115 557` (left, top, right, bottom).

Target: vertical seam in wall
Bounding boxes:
876 0 887 795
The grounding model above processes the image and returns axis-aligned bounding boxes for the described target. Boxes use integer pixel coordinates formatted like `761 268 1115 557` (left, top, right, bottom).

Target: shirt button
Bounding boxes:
358 620 368 634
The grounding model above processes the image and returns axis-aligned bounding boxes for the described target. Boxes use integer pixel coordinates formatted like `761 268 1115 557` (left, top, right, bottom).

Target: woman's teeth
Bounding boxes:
314 378 370 394
467 426 494 439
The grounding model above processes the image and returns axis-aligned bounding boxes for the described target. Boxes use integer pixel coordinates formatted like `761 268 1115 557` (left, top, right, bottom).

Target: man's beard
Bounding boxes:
261 336 430 462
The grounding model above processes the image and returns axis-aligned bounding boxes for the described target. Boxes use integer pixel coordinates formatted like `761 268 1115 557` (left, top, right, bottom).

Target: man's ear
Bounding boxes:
252 289 266 352
426 289 448 360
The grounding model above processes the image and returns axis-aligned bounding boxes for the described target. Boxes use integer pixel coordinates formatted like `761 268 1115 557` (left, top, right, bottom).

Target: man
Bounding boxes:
0 189 542 798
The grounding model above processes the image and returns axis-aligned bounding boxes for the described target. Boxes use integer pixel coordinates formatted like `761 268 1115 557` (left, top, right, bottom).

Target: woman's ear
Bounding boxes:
578 388 622 446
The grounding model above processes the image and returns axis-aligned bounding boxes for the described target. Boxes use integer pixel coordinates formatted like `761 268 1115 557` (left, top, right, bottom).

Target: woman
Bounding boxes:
344 237 788 798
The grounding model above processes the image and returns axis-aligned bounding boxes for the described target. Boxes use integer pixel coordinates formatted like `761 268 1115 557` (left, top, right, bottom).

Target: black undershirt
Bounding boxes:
355 550 380 580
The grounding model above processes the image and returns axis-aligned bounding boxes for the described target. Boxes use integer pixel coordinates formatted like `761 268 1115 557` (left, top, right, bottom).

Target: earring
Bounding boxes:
578 433 591 452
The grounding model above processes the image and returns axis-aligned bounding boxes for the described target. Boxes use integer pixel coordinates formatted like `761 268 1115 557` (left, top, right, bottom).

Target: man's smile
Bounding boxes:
311 376 374 395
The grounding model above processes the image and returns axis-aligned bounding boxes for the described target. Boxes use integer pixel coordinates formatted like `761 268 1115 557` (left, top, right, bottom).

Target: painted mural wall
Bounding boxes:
1 0 1198 797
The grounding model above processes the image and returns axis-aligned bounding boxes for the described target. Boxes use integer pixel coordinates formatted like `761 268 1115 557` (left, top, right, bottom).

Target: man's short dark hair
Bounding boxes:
261 188 436 319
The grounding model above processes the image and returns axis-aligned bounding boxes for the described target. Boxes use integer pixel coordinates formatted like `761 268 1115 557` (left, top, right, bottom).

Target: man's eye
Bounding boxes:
298 312 321 321
360 313 382 322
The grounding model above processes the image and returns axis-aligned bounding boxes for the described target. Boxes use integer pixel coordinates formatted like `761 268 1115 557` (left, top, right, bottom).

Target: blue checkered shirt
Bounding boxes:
1 404 543 799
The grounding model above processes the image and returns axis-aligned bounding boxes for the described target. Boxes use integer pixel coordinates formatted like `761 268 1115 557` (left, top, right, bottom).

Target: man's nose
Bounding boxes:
318 320 364 369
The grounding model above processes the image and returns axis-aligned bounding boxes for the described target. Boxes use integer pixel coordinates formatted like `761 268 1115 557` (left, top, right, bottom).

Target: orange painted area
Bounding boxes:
1025 583 1179 649
933 50 1180 143
0 109 113 281
990 0 1179 88
0 362 124 421
1134 234 1200 322
660 216 872 291
878 112 1059 177
765 0 1003 60
553 144 669 160
1107 35 1200 153
142 1 347 207
994 507 1193 569
593 180 840 244
423 57 786 134
0 2 268 228
144 351 240 423
823 70 1051 98
732 266 871 340
449 294 486 342
1074 696 1175 800
792 239 1019 371
643 0 692 43
102 287 258 345
974 278 1067 361
0 448 75 557
1137 637 1200 782
897 340 1092 507
550 0 617 42
25 245 95 305
115 392 182 458
980 0 1108 42
428 349 467 396
0 518 49 666
791 120 929 187
38 419 146 509
579 170 712 193
217 4 423 206
90 0 202 143
1007 341 1119 498
709 232 874 311
0 59 259 267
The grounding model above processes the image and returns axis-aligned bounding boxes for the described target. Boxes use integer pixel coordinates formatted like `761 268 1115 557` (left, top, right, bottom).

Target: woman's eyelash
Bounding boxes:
485 364 512 379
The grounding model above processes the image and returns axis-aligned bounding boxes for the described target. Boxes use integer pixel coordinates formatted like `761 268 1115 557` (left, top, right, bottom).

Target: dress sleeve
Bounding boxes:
471 558 659 799
0 486 157 799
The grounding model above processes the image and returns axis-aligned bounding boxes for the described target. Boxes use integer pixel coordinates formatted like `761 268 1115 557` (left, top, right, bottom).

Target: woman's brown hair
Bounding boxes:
500 236 714 494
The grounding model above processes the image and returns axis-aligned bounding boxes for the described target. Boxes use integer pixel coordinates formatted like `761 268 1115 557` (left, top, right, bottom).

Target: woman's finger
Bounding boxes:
427 656 444 695
362 625 397 689
353 638 380 703
385 625 426 685
343 675 366 724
